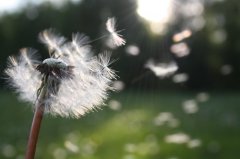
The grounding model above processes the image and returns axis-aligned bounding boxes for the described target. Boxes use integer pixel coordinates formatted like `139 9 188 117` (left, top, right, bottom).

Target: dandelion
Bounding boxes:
5 28 120 159
106 17 126 47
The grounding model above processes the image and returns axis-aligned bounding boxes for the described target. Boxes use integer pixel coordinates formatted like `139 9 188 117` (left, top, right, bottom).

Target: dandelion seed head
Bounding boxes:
42 58 67 68
5 29 118 118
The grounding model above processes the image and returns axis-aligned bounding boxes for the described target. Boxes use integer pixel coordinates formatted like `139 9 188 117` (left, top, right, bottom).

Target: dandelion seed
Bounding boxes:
165 133 190 144
1 144 16 158
125 45 140 56
182 99 198 114
173 29 192 42
112 80 125 91
123 154 136 159
153 112 180 128
172 73 189 83
53 148 67 159
170 42 190 57
196 92 210 102
108 100 122 111
39 29 66 57
187 139 202 148
124 143 137 153
145 59 178 78
106 17 126 47
220 64 233 75
64 141 79 153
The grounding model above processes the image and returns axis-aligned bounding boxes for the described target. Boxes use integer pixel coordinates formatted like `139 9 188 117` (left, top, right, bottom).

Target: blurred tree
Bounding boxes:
0 0 240 90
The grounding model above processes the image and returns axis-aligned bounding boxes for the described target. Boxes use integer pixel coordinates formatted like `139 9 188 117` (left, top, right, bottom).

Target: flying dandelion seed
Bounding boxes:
196 92 210 102
210 29 227 44
165 133 190 144
106 17 126 47
153 112 180 128
53 148 67 159
173 29 192 42
220 64 233 75
182 99 199 114
171 42 190 57
124 143 137 153
187 139 202 148
145 59 178 78
123 154 136 159
108 100 122 111
112 80 125 91
172 73 189 83
125 45 140 56
64 141 79 153
1 144 16 158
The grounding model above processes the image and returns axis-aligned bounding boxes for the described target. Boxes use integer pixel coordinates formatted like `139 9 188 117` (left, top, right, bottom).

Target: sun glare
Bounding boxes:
137 0 174 34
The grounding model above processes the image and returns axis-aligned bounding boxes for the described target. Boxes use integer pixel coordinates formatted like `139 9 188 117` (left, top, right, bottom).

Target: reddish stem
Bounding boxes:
25 104 44 159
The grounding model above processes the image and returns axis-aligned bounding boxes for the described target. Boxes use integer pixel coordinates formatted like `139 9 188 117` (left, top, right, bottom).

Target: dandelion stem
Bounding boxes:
25 104 44 159
25 82 47 159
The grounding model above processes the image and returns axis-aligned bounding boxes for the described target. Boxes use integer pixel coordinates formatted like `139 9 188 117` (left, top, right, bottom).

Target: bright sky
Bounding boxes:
0 0 24 13
137 0 174 34
0 0 81 14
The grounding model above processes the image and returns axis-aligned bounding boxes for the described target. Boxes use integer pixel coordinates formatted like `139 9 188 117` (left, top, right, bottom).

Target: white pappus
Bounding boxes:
5 28 118 118
106 17 126 47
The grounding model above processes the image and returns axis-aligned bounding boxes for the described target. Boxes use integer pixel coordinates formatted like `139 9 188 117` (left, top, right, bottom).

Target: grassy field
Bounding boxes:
0 90 240 159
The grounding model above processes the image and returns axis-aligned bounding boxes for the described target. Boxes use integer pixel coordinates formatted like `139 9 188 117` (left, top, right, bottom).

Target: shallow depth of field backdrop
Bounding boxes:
0 0 240 159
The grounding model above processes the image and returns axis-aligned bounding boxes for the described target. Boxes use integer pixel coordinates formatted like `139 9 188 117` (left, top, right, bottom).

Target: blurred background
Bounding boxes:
0 0 240 159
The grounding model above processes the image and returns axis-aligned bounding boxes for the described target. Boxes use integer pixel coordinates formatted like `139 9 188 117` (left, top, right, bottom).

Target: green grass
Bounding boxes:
0 90 240 159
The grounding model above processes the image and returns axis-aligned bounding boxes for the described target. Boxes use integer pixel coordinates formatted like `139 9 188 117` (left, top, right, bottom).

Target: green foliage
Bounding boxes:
0 91 240 159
